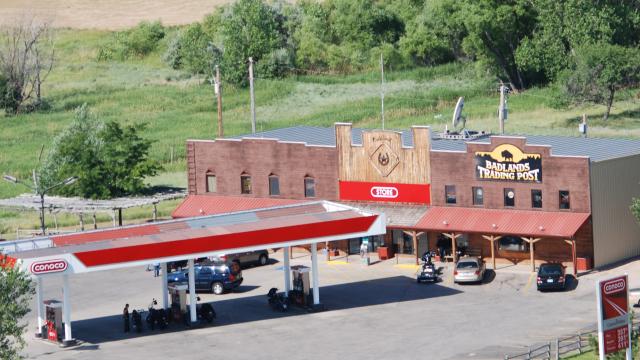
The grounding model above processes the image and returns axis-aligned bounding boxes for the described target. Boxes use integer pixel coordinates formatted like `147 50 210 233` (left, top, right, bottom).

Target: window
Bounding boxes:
206 173 217 193
268 174 280 196
498 236 529 252
531 189 542 208
304 176 315 198
241 173 252 194
472 187 484 206
504 188 515 207
445 185 456 204
559 190 570 209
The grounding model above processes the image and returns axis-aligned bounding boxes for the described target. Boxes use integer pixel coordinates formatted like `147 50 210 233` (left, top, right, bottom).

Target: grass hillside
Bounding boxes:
1 28 639 202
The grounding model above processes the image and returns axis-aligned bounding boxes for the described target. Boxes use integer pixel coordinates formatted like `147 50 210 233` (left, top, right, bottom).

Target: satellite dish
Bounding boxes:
452 97 464 128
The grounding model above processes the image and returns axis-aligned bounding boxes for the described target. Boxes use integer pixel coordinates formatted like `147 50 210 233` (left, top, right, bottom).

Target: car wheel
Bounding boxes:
211 282 224 295
258 254 268 266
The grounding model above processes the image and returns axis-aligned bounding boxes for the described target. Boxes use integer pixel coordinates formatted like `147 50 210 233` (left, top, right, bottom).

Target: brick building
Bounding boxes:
177 124 640 272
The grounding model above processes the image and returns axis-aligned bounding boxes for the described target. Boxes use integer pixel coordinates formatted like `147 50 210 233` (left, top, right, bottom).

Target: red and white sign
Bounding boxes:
597 275 630 357
339 181 430 204
30 259 68 275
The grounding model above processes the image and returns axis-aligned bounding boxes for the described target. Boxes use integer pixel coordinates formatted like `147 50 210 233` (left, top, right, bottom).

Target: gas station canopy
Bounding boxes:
7 201 385 275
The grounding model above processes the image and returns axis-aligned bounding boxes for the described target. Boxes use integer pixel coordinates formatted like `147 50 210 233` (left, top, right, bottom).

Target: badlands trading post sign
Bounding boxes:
475 144 542 182
596 275 631 358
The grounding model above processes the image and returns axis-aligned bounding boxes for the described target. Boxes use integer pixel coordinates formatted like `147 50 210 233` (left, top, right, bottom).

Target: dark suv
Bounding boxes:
536 263 566 291
167 263 243 295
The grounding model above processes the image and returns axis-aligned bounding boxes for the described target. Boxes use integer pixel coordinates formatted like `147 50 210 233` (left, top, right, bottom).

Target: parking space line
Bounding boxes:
326 260 349 265
394 264 420 270
523 272 535 294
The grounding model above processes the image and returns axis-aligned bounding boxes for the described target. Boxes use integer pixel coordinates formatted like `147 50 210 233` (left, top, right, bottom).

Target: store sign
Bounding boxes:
340 181 430 204
597 275 630 357
30 259 68 274
475 144 542 182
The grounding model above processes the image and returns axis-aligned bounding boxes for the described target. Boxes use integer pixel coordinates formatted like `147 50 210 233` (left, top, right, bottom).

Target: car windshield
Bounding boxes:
457 261 478 269
539 265 563 276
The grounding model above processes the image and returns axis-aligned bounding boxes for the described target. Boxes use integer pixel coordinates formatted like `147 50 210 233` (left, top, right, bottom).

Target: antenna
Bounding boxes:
452 97 465 129
380 53 385 130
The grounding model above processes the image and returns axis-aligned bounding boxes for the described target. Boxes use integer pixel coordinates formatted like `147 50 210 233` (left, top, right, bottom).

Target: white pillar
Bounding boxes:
62 274 72 342
311 243 320 305
187 259 197 323
161 263 169 310
35 277 44 336
283 246 291 296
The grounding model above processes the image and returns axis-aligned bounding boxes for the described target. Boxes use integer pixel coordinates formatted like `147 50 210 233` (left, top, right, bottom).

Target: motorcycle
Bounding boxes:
267 287 290 312
146 298 169 330
131 309 144 333
417 251 440 283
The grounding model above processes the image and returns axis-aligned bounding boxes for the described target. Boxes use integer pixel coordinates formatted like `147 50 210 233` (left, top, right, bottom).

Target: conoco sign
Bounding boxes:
30 259 68 274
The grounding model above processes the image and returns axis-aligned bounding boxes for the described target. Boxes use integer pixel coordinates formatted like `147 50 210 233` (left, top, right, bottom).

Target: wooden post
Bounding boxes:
523 237 542 272
118 208 123 227
404 230 420 265
111 209 117 227
79 213 84 231
152 203 158 222
482 235 502 270
443 233 461 262
92 212 97 230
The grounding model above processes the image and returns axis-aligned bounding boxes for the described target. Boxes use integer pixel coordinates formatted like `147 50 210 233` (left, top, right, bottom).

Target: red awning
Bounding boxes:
172 195 306 218
415 207 590 238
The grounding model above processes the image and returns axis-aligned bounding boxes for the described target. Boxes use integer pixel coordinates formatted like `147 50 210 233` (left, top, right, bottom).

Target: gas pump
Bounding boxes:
360 237 370 265
168 284 188 323
290 265 310 306
43 300 63 343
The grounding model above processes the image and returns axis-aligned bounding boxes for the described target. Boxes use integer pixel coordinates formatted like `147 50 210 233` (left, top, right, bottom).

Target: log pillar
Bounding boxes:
443 233 461 262
522 237 542 272
482 235 502 270
564 239 577 276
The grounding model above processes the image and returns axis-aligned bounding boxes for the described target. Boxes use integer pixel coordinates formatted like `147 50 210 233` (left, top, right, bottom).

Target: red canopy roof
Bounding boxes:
172 195 305 218
415 207 590 238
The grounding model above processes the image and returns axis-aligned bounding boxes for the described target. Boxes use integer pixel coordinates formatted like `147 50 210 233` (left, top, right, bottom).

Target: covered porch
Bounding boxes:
414 207 592 274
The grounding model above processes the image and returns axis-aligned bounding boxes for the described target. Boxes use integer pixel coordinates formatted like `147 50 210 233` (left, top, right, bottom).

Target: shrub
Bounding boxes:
97 21 166 61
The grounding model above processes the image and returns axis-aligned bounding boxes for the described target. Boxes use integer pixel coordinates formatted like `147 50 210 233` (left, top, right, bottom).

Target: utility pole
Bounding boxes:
215 65 223 138
498 83 508 134
380 53 385 130
249 57 256 134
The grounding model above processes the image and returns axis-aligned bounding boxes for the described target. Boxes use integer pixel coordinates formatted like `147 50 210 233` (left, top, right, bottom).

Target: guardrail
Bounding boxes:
506 319 640 359
505 342 551 360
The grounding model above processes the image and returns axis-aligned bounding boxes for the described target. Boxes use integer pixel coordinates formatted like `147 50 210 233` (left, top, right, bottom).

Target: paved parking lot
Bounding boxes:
24 251 610 360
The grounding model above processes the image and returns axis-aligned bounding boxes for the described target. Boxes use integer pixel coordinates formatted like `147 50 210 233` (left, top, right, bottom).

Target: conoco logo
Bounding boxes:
604 278 626 295
31 260 68 274
370 186 398 199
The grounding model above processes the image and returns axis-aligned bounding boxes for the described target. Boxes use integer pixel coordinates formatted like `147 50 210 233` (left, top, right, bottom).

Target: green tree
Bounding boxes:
41 104 161 199
460 0 537 90
218 0 285 85
632 198 640 224
0 257 34 360
516 0 640 84
564 44 640 120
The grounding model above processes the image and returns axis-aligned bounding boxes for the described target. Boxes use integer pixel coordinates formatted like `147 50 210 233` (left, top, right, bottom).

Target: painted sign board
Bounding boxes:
339 181 430 204
596 275 631 358
475 144 542 182
30 259 68 275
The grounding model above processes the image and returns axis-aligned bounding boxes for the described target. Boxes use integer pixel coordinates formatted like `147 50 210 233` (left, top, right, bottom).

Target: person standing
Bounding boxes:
123 303 130 333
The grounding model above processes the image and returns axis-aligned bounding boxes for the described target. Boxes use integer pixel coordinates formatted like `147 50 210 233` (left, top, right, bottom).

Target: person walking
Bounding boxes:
123 303 130 333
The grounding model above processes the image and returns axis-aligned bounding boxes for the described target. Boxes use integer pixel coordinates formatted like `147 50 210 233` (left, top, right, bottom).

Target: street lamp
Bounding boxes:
3 173 78 236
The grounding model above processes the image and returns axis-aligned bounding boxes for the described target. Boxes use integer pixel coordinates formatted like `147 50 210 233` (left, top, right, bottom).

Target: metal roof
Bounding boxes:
10 201 385 274
232 126 640 162
338 201 428 228
414 206 590 238
172 195 305 218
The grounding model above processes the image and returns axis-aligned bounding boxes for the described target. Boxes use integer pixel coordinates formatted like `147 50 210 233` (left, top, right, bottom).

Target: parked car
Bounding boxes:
167 264 243 295
209 250 270 268
536 263 566 291
453 256 485 284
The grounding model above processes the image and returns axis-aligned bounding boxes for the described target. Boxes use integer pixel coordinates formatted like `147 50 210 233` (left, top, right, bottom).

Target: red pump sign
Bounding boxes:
597 275 631 358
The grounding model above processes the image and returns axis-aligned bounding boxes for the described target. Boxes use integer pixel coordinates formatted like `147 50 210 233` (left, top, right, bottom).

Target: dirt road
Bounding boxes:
0 0 232 30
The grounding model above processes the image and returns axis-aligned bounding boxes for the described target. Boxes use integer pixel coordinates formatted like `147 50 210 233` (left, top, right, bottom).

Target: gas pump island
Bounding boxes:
1 201 385 345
